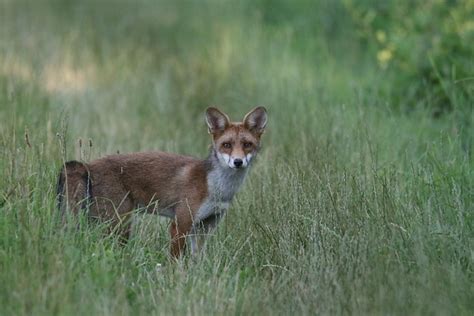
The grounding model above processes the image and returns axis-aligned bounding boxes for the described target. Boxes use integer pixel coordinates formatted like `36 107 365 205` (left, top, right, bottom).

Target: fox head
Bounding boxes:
206 106 267 169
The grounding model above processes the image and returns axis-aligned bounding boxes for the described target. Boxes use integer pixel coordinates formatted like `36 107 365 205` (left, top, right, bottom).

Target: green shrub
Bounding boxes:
345 0 474 114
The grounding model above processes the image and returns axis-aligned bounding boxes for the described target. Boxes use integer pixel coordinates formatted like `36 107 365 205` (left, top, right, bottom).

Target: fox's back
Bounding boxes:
88 151 209 208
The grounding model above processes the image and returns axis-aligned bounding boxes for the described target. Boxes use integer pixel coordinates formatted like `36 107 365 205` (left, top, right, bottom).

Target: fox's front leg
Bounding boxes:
190 214 224 256
169 205 194 259
189 225 203 256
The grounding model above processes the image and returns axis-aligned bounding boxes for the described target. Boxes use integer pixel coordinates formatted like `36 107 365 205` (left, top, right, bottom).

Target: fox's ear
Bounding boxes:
205 107 230 134
243 106 267 135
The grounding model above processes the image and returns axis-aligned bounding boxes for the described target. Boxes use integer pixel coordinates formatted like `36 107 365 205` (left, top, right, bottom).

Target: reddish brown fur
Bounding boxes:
213 123 260 159
57 161 91 218
88 153 209 255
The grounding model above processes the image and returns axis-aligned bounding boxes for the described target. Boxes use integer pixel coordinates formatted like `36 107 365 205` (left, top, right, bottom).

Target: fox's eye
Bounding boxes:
243 142 253 148
222 142 232 149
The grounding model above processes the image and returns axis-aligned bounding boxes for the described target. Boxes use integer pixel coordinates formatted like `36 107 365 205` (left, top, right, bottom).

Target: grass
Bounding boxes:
0 1 473 315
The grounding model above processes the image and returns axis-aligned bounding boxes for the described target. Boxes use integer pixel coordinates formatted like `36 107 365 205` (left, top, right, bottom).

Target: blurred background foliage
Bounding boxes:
255 0 474 115
2 0 472 116
344 0 474 114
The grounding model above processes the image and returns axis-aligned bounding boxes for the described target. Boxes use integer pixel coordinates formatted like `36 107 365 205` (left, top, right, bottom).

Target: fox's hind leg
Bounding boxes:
114 213 134 244
92 195 134 243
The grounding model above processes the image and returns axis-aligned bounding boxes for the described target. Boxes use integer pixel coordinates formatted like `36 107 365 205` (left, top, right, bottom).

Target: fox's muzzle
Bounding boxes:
233 159 243 168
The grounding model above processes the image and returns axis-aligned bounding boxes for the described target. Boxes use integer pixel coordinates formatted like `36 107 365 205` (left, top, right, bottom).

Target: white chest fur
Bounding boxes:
195 200 230 222
195 165 247 221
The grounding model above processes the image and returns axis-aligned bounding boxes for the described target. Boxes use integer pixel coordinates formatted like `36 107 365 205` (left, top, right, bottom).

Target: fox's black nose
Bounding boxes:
234 159 243 168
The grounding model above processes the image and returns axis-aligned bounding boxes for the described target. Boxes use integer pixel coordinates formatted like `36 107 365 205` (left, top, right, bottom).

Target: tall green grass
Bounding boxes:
1 1 472 315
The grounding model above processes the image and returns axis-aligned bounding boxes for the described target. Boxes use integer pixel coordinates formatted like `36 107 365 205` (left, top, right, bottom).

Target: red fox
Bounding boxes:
57 106 267 258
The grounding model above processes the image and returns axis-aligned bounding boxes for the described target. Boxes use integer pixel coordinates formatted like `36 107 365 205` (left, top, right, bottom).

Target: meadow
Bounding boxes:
0 1 472 315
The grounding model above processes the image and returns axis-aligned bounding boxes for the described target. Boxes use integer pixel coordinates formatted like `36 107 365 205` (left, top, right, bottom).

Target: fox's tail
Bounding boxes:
56 161 92 217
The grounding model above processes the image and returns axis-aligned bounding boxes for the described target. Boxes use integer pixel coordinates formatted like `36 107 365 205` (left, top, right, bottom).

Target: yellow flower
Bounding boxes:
377 48 393 68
